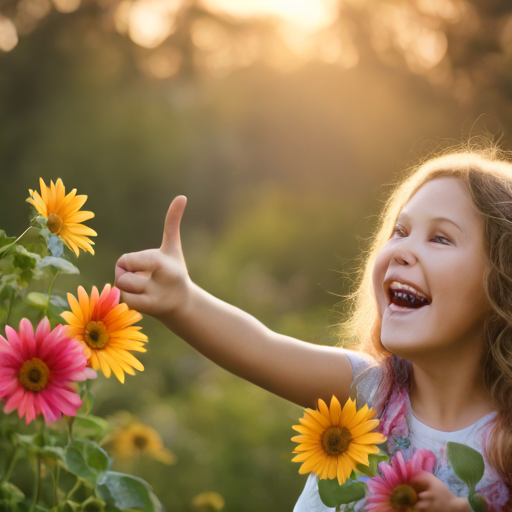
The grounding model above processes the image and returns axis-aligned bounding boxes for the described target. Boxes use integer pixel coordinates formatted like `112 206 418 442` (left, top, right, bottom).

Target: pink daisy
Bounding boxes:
0 318 87 425
366 449 436 512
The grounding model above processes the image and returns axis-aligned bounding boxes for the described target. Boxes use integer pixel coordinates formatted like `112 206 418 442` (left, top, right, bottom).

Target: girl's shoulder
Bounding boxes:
343 349 383 410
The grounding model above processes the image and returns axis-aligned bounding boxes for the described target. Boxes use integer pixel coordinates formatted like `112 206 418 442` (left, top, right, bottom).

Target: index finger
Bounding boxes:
116 250 159 273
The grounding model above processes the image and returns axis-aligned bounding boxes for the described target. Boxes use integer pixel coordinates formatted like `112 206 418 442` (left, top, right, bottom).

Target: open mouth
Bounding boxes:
387 288 431 310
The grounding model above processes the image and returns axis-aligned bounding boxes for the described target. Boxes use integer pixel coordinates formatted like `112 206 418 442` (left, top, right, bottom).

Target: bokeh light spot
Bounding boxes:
0 15 18 52
52 0 80 14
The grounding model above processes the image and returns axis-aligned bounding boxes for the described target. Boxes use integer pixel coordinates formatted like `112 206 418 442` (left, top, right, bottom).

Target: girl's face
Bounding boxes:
372 176 491 360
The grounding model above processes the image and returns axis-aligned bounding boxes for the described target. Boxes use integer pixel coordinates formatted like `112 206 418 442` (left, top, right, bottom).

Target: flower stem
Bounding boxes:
64 476 81 501
29 455 41 512
43 270 61 319
52 463 60 506
66 415 75 443
0 224 34 259
1 445 19 483
4 291 16 331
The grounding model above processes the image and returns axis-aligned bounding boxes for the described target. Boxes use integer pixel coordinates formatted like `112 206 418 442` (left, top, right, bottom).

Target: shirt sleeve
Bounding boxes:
343 349 383 410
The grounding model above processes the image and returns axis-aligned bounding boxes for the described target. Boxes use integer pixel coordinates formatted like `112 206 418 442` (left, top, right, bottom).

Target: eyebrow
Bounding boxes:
396 212 463 234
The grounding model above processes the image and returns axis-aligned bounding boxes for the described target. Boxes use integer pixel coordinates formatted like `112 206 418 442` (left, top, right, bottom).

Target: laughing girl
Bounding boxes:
114 146 512 511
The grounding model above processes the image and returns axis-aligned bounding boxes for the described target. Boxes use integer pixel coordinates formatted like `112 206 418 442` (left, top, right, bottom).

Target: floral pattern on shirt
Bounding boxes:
378 384 509 512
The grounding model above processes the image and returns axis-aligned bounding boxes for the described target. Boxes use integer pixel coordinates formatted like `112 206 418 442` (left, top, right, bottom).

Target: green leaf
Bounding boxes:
25 292 49 309
356 452 388 477
318 477 366 507
39 257 79 275
80 496 106 512
13 246 40 271
65 439 111 487
468 492 489 512
46 235 64 258
40 446 65 463
73 415 111 441
16 227 43 246
446 442 485 492
0 482 24 503
32 216 48 230
0 231 17 249
95 471 164 512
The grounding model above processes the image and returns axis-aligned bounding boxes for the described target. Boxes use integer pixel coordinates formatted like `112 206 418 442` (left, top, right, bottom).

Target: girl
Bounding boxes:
114 145 512 511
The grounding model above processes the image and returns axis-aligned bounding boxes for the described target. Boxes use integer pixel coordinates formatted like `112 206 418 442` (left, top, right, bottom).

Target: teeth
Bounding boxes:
389 281 428 300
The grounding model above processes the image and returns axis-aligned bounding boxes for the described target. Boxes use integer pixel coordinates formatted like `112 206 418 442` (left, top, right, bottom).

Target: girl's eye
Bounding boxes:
433 235 451 244
391 227 451 245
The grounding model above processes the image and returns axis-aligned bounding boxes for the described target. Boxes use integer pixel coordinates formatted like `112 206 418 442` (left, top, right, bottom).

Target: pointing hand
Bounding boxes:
114 195 191 318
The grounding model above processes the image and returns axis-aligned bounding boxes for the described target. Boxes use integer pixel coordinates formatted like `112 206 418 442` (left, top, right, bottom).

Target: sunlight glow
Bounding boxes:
0 15 18 51
115 0 181 48
200 0 338 32
52 0 80 14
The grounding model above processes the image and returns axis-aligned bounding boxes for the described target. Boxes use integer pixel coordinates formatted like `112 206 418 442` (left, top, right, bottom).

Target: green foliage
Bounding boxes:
39 257 79 275
468 493 489 512
318 477 366 507
446 442 485 492
72 416 111 442
95 472 163 512
65 439 111 487
0 193 163 512
356 452 388 478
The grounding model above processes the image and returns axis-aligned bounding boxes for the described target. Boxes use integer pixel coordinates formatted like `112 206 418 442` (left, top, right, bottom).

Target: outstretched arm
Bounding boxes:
115 196 354 409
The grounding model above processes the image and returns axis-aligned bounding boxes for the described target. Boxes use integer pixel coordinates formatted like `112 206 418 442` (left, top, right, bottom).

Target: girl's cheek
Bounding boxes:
372 251 389 314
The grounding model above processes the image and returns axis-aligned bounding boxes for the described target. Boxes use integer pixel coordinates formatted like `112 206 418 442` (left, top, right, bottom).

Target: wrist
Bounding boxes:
156 274 195 323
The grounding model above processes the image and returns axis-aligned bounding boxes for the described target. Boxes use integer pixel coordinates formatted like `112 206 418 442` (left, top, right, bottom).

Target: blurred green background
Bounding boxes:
2 0 512 510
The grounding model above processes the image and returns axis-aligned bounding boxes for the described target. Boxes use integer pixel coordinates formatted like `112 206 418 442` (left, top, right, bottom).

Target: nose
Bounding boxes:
392 240 418 266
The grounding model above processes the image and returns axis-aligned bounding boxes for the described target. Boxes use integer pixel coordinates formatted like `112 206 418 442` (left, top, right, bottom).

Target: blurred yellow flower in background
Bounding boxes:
110 421 175 464
192 492 225 511
291 395 387 485
27 177 97 257
61 284 147 383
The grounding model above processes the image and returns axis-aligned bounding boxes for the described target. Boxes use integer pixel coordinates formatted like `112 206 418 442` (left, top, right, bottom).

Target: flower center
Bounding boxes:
47 213 64 234
84 321 110 349
321 426 352 456
19 358 50 392
133 434 149 450
390 484 418 511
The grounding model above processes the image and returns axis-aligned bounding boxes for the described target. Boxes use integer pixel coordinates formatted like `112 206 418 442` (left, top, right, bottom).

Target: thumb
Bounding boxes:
409 471 434 493
161 195 187 256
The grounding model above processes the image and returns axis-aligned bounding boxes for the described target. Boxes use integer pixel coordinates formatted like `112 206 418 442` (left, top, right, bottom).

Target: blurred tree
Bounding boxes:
2 0 512 114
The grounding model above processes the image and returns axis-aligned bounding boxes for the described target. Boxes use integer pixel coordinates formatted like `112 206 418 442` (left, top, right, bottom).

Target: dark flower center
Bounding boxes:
19 358 50 392
390 484 418 511
321 426 352 456
133 435 149 450
84 321 109 349
47 213 64 234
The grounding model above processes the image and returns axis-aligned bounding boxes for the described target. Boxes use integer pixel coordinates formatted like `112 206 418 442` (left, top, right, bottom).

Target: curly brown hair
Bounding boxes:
337 139 512 497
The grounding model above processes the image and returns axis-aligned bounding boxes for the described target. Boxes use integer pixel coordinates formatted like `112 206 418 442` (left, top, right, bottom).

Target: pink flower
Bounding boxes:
366 449 436 512
0 318 87 424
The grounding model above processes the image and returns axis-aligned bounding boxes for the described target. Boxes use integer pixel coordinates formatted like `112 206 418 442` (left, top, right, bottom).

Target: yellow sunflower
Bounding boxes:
192 492 225 511
61 284 148 383
27 177 97 257
110 422 175 464
291 395 387 485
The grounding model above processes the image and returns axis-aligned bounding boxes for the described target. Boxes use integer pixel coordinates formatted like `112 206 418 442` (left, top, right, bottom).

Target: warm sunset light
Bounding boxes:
200 0 338 32
0 15 18 52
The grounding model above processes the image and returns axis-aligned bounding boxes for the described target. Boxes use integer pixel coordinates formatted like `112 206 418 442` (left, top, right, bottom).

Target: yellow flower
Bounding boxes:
291 395 387 486
61 284 148 383
192 492 225 511
110 422 175 464
27 178 97 257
